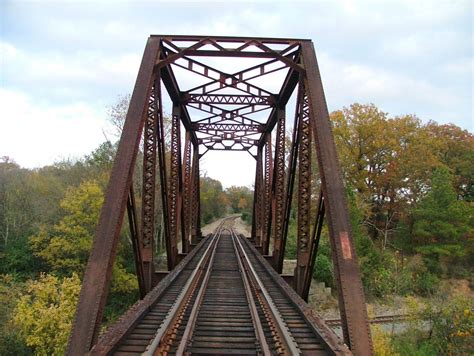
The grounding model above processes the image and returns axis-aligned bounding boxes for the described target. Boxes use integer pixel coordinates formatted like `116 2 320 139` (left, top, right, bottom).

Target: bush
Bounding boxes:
313 253 333 288
393 295 474 355
415 272 439 296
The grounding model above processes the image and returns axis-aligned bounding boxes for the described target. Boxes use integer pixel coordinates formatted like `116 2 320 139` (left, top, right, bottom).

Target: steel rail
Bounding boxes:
141 221 226 356
174 227 224 355
232 229 301 355
229 228 272 355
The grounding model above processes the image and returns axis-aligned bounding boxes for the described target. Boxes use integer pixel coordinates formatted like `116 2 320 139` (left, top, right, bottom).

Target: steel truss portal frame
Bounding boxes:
67 35 373 355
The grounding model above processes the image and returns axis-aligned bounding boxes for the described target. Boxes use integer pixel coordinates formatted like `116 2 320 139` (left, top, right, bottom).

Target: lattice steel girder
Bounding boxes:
140 81 158 294
252 147 264 247
271 109 286 273
280 81 303 278
262 133 273 255
182 132 192 253
154 75 172 271
295 91 312 296
67 37 161 355
190 101 267 125
168 105 182 268
192 123 264 133
184 94 274 106
190 145 200 244
301 41 373 354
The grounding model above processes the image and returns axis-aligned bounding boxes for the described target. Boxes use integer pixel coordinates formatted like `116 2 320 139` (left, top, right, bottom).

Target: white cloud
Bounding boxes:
1 0 472 187
0 89 110 167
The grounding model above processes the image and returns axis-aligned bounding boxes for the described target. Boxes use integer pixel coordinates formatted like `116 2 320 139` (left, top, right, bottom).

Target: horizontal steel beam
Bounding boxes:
184 94 273 106
192 123 264 133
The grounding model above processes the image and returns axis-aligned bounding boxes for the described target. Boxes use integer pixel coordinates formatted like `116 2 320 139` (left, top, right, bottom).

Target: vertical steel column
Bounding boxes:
182 131 192 253
140 82 158 293
168 105 182 269
262 134 273 255
126 186 145 298
195 151 202 238
155 73 171 271
280 82 304 276
295 92 312 296
190 146 200 244
271 109 286 273
252 147 263 246
301 41 373 354
302 191 325 301
67 37 161 355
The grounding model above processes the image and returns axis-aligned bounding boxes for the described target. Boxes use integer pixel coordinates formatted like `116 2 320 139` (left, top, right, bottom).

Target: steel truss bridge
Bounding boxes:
67 36 373 355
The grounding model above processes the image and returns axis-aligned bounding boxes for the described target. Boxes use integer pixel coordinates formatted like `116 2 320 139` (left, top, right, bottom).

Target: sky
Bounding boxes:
1 0 472 188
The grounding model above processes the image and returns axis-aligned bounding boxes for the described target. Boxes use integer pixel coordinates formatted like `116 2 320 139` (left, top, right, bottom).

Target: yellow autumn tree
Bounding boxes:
12 273 81 355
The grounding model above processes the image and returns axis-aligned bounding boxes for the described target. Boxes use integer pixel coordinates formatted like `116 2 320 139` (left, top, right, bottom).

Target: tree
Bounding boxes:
29 180 137 293
12 273 81 355
426 122 474 201
225 186 253 213
30 180 103 275
200 176 227 224
411 167 473 272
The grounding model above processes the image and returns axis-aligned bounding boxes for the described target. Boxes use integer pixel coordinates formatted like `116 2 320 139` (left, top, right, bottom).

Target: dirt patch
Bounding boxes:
201 214 251 236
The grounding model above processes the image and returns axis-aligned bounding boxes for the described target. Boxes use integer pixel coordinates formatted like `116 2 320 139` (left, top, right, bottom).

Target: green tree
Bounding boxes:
30 180 103 275
200 176 228 224
12 273 81 355
411 167 473 273
29 180 137 293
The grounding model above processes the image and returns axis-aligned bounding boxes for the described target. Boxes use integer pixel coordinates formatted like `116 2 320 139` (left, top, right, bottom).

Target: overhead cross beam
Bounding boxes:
68 35 373 356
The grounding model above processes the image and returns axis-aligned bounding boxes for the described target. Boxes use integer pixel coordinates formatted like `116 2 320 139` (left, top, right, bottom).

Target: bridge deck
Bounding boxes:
90 220 350 355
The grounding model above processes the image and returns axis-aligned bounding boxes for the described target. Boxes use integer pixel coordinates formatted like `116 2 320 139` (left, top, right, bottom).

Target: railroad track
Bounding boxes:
325 314 408 327
92 217 349 355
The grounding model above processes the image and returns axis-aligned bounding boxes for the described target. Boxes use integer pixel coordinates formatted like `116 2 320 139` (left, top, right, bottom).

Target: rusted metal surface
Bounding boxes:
302 191 325 301
126 186 145 298
262 134 273 255
251 146 264 247
168 105 182 268
301 40 373 354
295 90 313 296
71 35 372 355
271 109 286 273
190 145 200 244
140 82 157 293
182 131 192 253
67 37 161 355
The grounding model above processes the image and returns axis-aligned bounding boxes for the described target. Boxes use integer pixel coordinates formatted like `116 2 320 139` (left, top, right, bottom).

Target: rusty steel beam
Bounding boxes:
126 186 146 298
271 109 286 273
280 82 304 279
140 81 158 293
190 145 200 245
257 50 301 148
251 147 263 247
295 91 312 296
168 105 182 269
301 41 373 354
154 74 172 272
261 134 273 255
192 123 264 133
184 93 273 105
67 37 161 355
182 131 192 253
302 191 325 301
159 53 198 146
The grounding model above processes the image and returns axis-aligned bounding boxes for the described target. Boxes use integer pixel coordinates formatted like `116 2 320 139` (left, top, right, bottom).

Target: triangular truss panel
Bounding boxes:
67 36 373 355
